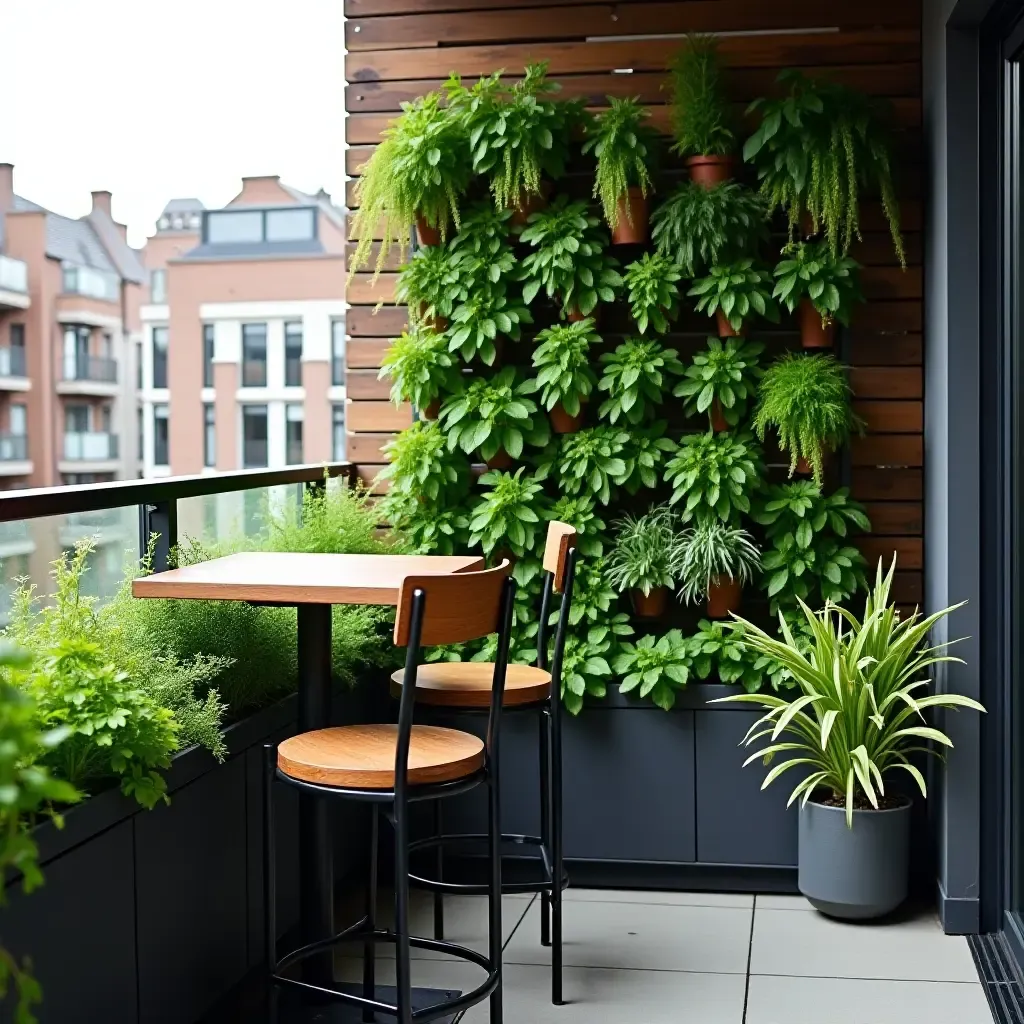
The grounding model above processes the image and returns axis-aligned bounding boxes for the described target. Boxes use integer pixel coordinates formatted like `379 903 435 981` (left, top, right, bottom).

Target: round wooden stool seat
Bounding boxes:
277 725 485 790
390 662 552 708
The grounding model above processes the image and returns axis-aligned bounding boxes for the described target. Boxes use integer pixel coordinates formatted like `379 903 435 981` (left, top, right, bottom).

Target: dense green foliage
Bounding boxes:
526 319 599 416
597 338 684 426
665 431 762 523
773 241 863 328
623 254 682 335
676 520 761 606
606 505 683 597
379 327 463 411
675 337 764 428
688 259 779 333
668 34 734 157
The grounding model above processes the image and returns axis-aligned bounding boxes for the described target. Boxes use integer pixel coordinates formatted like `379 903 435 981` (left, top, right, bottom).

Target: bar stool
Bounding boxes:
263 561 516 1024
390 522 578 1006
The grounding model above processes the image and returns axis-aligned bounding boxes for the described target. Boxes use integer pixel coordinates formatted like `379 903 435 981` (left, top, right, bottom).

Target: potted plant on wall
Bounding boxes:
619 423 679 494
379 327 464 420
394 245 463 330
349 90 471 277
614 630 693 711
378 419 471 505
688 259 779 337
447 279 533 366
606 504 684 619
668 34 736 187
526 319 599 434
597 337 684 425
754 353 862 485
519 196 623 321
583 97 658 244
623 253 682 334
773 241 864 349
664 430 763 523
535 426 630 506
714 558 986 920
677 518 761 618
651 181 768 278
468 468 547 559
675 336 764 432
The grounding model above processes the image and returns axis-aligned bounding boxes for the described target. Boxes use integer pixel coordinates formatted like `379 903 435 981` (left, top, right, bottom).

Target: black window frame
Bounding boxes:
153 404 169 467
152 326 169 389
203 323 215 388
241 323 268 388
202 206 318 245
331 403 346 461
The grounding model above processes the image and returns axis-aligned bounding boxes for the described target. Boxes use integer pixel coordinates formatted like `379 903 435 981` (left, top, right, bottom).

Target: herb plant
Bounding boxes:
619 424 678 494
562 559 619 628
395 245 462 326
651 182 768 277
606 505 684 597
688 259 779 333
527 319 599 417
668 34 734 157
615 630 692 711
389 504 470 557
689 619 762 693
559 618 633 715
598 338 684 425
447 282 532 365
665 431 763 523
440 367 549 462
379 327 463 411
449 201 515 262
469 468 547 557
378 420 470 504
754 353 861 485
676 520 761 606
773 241 863 328
623 253 682 334
675 337 764 428
535 427 630 505
546 495 608 558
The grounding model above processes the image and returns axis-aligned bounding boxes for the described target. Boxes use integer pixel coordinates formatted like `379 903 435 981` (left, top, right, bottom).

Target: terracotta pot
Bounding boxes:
631 587 669 619
800 208 819 240
706 576 743 619
794 449 827 478
418 304 448 333
415 215 442 247
716 309 744 338
798 298 835 349
687 154 734 188
420 398 441 421
564 304 591 325
549 401 585 434
509 182 551 227
611 187 649 245
710 399 730 433
484 448 513 471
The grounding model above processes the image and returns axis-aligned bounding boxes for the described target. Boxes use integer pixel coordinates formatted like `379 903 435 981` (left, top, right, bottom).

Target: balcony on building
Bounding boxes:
0 431 31 477
0 344 30 391
60 431 120 474
0 255 29 310
57 352 119 397
56 263 121 325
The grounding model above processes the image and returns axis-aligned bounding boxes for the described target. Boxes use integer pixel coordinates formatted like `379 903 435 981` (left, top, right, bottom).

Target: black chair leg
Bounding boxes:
263 745 277 974
487 774 504 1024
363 804 379 1024
432 799 445 941
539 708 552 948
393 794 414 1024
550 709 564 1007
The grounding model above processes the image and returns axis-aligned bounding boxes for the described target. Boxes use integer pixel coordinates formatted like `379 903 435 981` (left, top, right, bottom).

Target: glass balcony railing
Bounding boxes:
0 346 27 377
62 354 118 384
0 255 28 294
63 432 119 461
62 264 119 303
0 520 30 545
0 434 28 462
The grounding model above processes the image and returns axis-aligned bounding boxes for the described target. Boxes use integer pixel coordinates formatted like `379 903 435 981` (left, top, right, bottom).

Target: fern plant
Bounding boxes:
535 426 630 505
664 431 763 523
623 253 682 334
773 241 863 328
754 353 861 485
597 338 684 425
668 34 734 157
688 259 779 334
676 520 761 606
527 319 599 417
447 282 532 365
468 468 547 556
350 91 471 278
379 327 463 412
675 337 764 429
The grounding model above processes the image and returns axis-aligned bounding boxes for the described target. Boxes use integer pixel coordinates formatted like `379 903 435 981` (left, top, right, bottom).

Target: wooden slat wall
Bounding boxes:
344 0 924 604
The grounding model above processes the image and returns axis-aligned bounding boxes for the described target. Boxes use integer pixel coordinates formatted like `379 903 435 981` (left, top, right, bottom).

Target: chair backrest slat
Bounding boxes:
542 521 576 594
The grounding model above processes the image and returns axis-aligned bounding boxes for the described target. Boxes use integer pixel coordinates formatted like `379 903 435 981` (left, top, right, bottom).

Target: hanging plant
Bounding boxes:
597 338 684 425
623 253 682 335
675 336 764 431
378 327 463 418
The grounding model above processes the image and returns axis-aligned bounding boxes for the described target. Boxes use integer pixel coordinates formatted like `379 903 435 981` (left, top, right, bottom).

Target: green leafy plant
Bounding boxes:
468 468 547 556
714 558 985 825
535 427 630 505
526 319 599 417
688 259 779 333
388 503 470 557
688 619 762 692
743 71 905 265
651 181 768 278
623 254 682 334
676 519 761 606
606 505 683 597
668 34 734 157
754 353 861 485
755 482 871 614
394 245 463 325
582 97 657 230
378 420 471 504
446 63 572 210
619 424 678 494
350 90 471 278
439 367 549 462
546 495 608 558
559 617 633 715
597 338 684 425
519 196 622 317
615 630 692 711
773 241 863 328
447 281 532 366
561 558 618 628
665 431 763 523
379 327 463 411
449 201 515 262
675 336 764 428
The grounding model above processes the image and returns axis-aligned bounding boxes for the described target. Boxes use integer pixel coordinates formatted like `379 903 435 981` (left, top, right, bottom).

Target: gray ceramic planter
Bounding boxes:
798 795 912 920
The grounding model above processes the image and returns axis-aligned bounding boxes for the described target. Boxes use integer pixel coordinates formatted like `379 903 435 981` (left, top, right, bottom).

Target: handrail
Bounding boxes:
0 462 355 523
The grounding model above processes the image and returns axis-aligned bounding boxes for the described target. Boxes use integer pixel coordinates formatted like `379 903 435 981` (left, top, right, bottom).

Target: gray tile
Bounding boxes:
755 894 814 912
750 906 980 983
338 958 748 1023
565 887 753 909
745 974 993 1024
503 897 753 974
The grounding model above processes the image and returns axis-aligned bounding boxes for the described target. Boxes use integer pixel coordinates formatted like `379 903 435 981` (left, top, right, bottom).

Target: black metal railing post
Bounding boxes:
140 500 178 572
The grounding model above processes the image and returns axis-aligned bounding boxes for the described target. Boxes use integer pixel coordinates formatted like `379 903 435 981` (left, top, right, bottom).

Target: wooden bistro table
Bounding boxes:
133 551 483 999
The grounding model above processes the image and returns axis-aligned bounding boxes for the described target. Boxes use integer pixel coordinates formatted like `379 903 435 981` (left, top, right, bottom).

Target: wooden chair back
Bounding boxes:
393 560 512 647
542 522 577 594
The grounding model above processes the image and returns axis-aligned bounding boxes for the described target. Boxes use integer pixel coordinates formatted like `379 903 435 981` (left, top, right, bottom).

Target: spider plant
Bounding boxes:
597 338 684 425
623 253 682 334
677 519 761 614
379 327 463 415
675 336 764 430
606 505 684 617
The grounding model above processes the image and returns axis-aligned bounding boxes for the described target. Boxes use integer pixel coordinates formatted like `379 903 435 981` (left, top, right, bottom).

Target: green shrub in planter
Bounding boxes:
378 420 471 504
675 336 764 429
688 619 762 692
623 253 682 335
526 319 600 420
598 337 684 425
447 281 533 366
468 468 547 557
676 519 761 606
535 426 630 505
379 327 463 411
668 34 734 162
619 422 678 494
665 431 763 523
651 181 768 277
546 494 608 558
772 241 863 329
395 245 463 327
688 259 779 334
615 630 692 711
606 505 684 598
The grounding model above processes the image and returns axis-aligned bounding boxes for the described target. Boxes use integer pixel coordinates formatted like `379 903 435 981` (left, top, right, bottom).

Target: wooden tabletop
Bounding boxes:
131 552 485 606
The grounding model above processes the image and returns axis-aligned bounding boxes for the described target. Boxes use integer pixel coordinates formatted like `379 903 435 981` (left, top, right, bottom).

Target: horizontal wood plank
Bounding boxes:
346 400 412 433
863 501 923 535
851 434 923 467
851 467 923 501
853 400 922 433
850 367 922 399
348 306 408 336
347 337 393 368
347 369 393 400
848 333 922 366
857 536 922 570
347 432 397 462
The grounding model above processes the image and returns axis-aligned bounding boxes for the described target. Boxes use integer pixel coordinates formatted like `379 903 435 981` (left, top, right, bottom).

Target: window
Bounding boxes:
137 407 143 465
203 324 215 388
266 208 315 242
331 319 345 386
285 321 303 387
10 324 24 350
65 404 89 434
100 332 112 358
242 405 268 468
332 404 346 461
150 268 167 304
9 404 26 437
63 325 90 380
286 404 304 465
153 404 169 466
7 324 25 377
241 324 267 387
136 340 143 389
62 264 119 301
205 210 263 244
152 326 168 389
203 403 215 468
98 405 112 433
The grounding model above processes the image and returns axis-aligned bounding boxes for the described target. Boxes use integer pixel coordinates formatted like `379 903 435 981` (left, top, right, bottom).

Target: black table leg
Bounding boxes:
297 603 334 986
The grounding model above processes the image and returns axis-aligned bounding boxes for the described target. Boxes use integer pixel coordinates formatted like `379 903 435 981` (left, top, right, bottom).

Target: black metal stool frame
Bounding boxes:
409 545 579 1007
263 574 516 1024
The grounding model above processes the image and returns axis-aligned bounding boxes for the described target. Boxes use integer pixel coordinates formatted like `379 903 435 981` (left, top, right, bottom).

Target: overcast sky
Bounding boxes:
2 0 346 247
